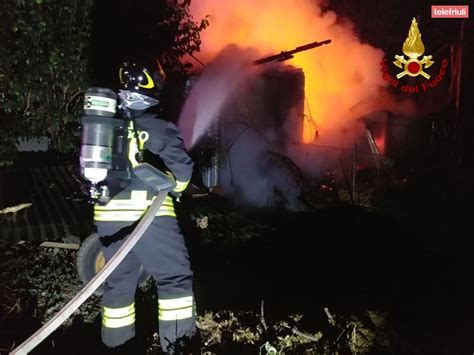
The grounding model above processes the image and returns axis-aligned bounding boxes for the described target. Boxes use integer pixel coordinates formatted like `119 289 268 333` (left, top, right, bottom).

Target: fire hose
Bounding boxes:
9 189 168 355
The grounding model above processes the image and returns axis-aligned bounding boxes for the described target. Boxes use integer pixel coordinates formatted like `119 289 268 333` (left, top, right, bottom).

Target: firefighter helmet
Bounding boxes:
118 56 166 100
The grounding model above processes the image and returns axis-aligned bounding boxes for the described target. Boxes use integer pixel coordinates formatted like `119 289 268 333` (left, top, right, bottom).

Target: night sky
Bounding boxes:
89 0 178 87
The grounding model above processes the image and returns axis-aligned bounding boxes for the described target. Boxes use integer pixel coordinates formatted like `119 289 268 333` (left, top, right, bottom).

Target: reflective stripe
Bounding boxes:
159 307 193 321
94 208 176 221
94 203 174 211
95 195 174 210
93 191 176 221
174 180 190 193
103 304 135 329
94 207 175 215
103 304 135 318
103 313 135 328
158 296 194 321
94 204 174 211
159 296 193 310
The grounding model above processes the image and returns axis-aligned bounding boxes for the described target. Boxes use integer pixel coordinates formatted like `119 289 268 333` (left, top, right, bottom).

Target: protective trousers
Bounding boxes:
96 216 196 353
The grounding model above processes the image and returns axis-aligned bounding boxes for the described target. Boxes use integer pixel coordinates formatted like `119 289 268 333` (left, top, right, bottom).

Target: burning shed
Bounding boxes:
210 64 306 209
179 43 326 210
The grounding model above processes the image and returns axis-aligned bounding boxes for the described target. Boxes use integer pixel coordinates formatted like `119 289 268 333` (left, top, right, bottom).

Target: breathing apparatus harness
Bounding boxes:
79 87 175 204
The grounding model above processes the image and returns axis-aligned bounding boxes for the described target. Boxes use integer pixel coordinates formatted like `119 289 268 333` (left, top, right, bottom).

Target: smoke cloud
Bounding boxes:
179 45 259 148
188 0 415 147
177 0 416 209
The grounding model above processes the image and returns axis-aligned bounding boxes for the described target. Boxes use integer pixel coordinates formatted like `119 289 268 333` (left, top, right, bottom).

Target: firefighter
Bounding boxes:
94 56 196 354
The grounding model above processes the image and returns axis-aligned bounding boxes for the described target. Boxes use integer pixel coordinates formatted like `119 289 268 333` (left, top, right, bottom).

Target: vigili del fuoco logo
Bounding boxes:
380 18 449 94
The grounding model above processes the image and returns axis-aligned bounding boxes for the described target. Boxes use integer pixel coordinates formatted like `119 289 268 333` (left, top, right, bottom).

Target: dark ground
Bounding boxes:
1 154 474 354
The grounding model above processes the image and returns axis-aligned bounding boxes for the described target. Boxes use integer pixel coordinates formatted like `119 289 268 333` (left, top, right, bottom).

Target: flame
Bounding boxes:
189 0 401 145
402 18 425 59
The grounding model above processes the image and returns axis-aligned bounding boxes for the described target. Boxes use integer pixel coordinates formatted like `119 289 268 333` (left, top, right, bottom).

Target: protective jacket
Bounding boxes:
93 112 193 221
94 111 196 353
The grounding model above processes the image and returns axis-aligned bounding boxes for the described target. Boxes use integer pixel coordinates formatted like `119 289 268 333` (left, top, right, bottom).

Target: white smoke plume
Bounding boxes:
188 0 416 148
178 45 259 149
176 0 417 208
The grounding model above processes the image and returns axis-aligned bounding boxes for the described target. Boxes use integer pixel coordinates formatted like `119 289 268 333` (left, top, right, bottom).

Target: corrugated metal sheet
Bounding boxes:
0 164 94 243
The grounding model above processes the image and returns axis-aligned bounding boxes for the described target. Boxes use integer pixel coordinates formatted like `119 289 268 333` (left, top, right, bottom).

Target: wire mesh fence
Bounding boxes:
281 141 387 209
201 136 394 210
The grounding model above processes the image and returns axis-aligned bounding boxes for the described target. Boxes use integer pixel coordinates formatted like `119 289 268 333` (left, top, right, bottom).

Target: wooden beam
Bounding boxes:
39 241 80 250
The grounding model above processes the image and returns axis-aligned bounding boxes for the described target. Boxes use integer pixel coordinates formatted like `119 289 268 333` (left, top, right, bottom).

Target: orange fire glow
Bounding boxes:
189 0 396 145
374 134 386 156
